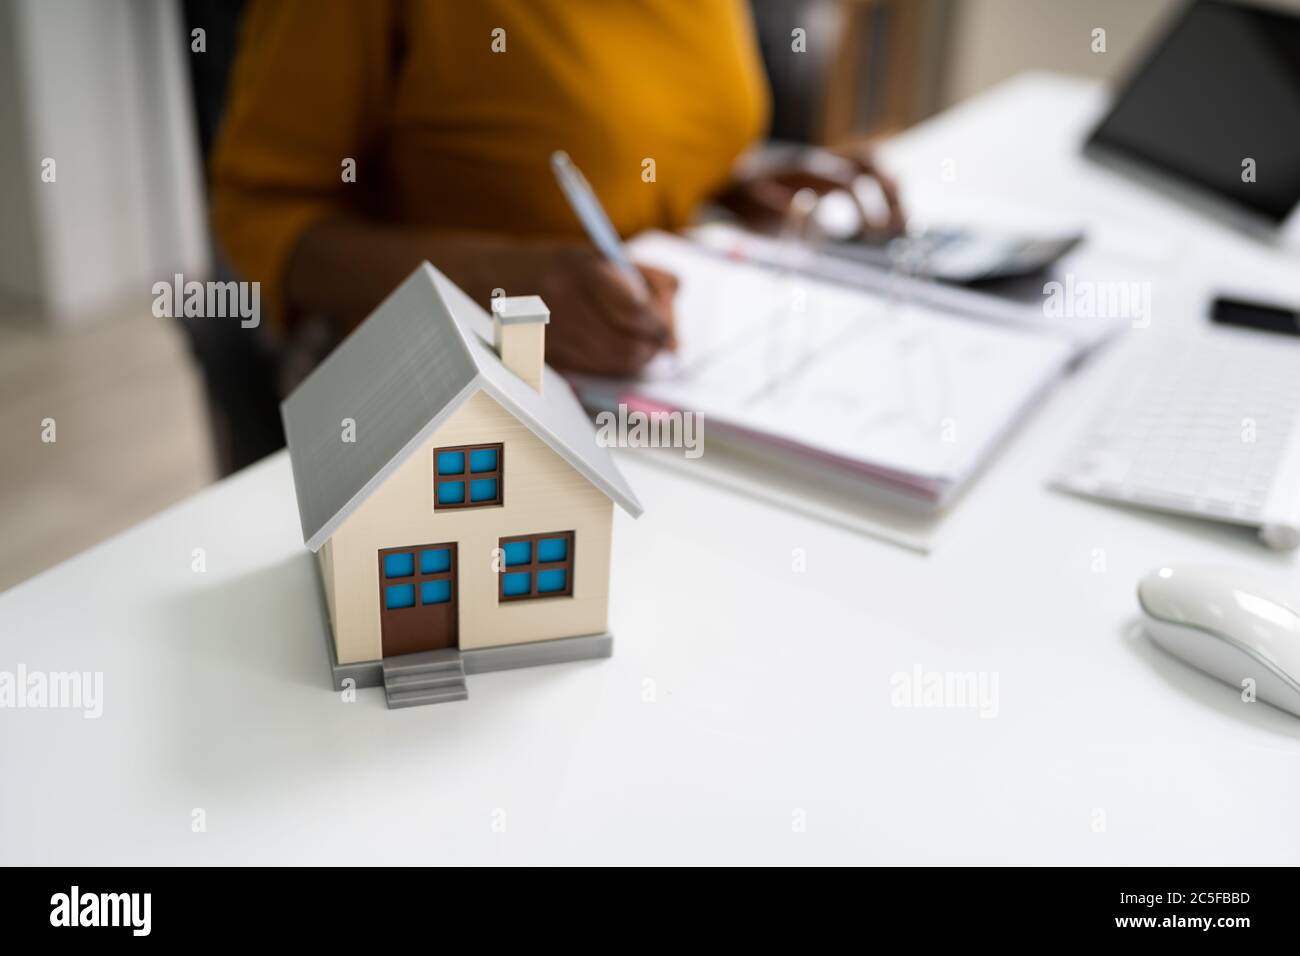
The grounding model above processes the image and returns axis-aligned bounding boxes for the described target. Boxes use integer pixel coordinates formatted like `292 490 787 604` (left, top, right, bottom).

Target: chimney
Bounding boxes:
492 295 549 393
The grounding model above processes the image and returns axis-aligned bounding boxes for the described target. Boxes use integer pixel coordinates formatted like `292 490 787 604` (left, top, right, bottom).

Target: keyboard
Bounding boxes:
1054 333 1300 550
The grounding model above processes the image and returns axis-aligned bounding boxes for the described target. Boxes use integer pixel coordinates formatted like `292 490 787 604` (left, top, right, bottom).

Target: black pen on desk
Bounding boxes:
1211 295 1300 337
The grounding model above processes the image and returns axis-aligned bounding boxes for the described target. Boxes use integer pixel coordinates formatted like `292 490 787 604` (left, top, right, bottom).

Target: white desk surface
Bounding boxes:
4 74 1300 865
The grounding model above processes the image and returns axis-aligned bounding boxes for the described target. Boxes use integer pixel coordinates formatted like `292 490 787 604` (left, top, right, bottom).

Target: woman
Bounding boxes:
212 0 900 377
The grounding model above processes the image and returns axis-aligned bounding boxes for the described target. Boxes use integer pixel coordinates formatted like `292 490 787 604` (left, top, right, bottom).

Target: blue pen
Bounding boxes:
550 150 651 301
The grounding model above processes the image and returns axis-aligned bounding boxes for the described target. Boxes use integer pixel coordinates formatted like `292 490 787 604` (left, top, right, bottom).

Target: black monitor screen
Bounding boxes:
1088 0 1300 224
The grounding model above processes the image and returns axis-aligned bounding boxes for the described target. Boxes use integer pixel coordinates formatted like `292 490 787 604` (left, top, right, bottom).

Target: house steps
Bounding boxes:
382 649 468 708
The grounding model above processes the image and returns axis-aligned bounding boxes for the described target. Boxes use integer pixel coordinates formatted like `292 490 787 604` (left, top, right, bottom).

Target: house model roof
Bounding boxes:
281 262 643 552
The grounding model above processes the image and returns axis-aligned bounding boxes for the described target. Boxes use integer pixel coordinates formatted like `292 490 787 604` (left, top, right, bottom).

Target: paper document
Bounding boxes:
691 222 1122 356
573 231 1077 507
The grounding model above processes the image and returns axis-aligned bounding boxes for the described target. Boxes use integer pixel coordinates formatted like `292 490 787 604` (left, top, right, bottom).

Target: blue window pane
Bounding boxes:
385 583 415 609
470 478 498 503
421 580 450 605
503 572 531 597
537 536 568 563
420 548 450 574
469 448 499 473
437 481 465 505
384 552 414 578
503 540 531 566
537 568 568 594
436 451 465 475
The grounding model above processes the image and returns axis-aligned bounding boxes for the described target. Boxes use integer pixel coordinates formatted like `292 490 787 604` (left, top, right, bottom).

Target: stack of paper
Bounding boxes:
691 222 1121 356
571 231 1086 509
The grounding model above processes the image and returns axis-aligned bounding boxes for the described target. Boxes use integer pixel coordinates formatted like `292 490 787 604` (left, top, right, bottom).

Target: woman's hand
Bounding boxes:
717 143 905 239
288 222 677 378
494 240 678 378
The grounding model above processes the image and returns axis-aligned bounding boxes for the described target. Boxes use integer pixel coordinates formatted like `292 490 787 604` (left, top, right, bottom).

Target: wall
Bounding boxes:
0 1 43 310
0 0 209 326
941 0 1182 106
327 390 615 664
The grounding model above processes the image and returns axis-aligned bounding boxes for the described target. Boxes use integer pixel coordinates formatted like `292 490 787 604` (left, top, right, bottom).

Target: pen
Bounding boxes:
550 150 651 301
1210 295 1300 338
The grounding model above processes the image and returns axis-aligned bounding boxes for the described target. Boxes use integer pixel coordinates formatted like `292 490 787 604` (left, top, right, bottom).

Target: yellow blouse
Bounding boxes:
211 0 770 318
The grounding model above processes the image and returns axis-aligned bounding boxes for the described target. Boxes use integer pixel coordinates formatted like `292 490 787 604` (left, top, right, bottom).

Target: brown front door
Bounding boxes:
378 542 458 657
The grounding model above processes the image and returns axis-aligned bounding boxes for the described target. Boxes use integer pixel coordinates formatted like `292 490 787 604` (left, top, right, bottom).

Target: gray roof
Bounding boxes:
281 262 642 552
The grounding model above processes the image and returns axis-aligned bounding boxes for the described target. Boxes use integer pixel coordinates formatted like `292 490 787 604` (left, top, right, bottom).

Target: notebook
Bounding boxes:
691 222 1118 356
570 231 1085 509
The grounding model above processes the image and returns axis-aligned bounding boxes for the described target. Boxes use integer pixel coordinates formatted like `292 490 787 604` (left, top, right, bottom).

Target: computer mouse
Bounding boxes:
1138 565 1300 718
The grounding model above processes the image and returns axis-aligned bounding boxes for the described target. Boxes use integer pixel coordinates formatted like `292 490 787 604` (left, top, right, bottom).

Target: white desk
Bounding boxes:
4 74 1300 865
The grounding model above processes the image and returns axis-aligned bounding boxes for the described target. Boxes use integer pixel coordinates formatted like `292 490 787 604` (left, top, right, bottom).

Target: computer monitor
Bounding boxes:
1085 0 1300 237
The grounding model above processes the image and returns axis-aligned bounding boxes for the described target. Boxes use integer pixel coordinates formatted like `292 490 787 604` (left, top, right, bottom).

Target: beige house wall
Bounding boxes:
317 538 337 633
494 321 546 392
324 389 614 664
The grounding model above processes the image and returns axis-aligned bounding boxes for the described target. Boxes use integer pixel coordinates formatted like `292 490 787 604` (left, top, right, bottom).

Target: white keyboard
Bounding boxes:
1055 333 1300 549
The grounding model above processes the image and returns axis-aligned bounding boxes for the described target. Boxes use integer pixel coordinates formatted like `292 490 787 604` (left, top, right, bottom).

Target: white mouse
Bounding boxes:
1138 565 1300 718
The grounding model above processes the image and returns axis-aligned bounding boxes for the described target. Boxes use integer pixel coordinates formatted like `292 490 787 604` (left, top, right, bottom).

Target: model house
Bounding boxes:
281 263 642 708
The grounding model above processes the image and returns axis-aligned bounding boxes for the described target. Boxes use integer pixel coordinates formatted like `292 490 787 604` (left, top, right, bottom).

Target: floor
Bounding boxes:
0 310 216 593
